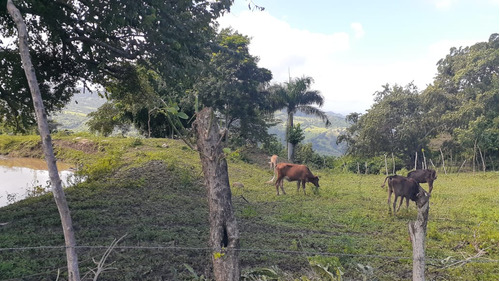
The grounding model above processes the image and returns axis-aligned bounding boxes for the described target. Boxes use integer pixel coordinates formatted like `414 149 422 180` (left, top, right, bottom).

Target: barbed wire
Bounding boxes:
0 244 497 264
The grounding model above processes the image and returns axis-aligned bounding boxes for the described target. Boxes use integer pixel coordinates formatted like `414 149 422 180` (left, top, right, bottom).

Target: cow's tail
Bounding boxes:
381 176 390 188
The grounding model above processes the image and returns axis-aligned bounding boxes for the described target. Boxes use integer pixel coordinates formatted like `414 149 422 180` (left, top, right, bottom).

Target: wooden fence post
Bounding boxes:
194 107 240 281
439 148 447 175
408 189 430 281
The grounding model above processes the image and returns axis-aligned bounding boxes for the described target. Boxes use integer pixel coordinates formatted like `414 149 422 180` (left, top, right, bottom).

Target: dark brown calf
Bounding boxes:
407 169 437 194
381 175 428 214
274 163 319 195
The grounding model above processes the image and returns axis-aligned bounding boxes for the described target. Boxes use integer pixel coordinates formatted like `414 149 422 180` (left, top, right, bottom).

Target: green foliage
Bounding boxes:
261 135 286 157
338 34 498 170
79 149 124 181
184 264 207 281
0 0 232 134
287 123 305 145
223 147 242 162
269 76 330 161
196 28 274 145
87 102 130 137
308 256 344 281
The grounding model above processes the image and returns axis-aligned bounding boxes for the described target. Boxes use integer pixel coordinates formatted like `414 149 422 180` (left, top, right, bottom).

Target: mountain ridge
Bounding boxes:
53 92 348 156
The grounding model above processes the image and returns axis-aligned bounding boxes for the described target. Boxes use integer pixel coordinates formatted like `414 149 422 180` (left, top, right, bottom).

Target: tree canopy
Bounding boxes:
0 0 233 133
269 76 330 161
338 34 498 169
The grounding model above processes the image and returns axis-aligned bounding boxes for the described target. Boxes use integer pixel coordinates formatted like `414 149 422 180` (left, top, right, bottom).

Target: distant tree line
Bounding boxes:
337 34 498 172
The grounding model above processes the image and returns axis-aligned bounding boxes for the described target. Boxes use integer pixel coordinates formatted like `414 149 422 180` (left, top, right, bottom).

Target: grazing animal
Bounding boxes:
381 175 428 214
407 169 437 194
269 155 278 170
265 155 279 183
274 163 319 195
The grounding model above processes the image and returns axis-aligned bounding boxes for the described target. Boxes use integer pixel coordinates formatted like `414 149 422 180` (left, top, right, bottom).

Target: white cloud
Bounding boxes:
350 22 365 39
216 11 482 115
433 0 453 10
218 11 350 83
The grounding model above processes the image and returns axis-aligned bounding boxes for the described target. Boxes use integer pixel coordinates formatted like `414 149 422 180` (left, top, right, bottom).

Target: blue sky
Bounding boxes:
218 0 499 115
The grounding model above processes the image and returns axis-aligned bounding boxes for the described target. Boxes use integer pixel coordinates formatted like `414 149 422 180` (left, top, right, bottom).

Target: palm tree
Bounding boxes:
270 76 331 161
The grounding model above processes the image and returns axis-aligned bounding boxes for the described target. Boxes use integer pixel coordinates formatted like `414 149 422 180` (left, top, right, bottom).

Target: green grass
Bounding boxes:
0 135 497 280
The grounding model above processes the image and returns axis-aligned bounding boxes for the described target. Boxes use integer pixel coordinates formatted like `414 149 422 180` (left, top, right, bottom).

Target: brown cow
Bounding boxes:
381 175 428 214
274 163 320 195
407 169 437 194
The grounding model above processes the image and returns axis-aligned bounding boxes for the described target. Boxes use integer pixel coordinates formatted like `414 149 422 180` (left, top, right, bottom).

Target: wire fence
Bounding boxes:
1 243 497 281
1 244 496 263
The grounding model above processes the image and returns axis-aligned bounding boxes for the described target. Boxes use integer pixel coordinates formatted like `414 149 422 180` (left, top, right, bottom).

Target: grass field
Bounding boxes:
0 135 497 280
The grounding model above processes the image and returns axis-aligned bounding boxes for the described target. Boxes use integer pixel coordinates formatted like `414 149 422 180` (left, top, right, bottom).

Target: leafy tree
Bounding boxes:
339 35 498 170
86 102 130 137
337 82 426 166
0 0 233 133
196 28 273 145
89 64 193 138
269 76 330 161
421 33 498 168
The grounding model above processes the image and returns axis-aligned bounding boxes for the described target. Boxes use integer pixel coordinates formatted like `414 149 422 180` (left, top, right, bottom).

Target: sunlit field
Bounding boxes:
0 135 497 280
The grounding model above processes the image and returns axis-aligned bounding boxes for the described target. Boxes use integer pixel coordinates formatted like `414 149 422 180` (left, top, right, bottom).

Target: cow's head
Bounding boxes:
310 176 320 188
430 169 437 180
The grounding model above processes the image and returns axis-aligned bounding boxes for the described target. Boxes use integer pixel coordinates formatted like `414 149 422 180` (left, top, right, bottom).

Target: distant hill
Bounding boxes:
52 90 106 131
53 92 348 156
268 110 348 156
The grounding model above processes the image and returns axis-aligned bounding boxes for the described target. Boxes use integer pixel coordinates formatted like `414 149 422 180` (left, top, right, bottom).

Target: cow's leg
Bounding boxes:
428 181 433 194
280 179 286 195
387 188 393 213
275 177 281 195
396 196 404 212
405 197 410 211
296 181 301 193
393 195 398 213
302 180 306 195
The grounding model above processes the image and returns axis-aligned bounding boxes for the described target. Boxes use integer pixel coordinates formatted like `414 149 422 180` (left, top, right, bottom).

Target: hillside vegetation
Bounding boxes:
268 110 348 156
0 135 497 280
52 93 349 156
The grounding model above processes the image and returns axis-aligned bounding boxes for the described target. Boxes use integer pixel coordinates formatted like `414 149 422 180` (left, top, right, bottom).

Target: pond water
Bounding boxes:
0 156 75 207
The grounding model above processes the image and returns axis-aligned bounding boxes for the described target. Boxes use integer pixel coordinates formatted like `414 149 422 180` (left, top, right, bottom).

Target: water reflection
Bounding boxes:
0 156 76 207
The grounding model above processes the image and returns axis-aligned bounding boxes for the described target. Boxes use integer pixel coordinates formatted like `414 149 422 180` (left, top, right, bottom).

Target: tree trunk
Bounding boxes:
473 139 477 174
414 152 418 170
391 152 395 174
6 1 81 280
286 111 295 162
478 146 486 172
193 107 240 281
422 150 427 169
408 190 430 281
384 154 388 176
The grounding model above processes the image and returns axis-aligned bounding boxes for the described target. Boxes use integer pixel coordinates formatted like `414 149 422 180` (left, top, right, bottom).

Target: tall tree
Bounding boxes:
421 33 499 167
6 0 80 279
269 76 330 161
337 82 426 165
196 28 273 145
